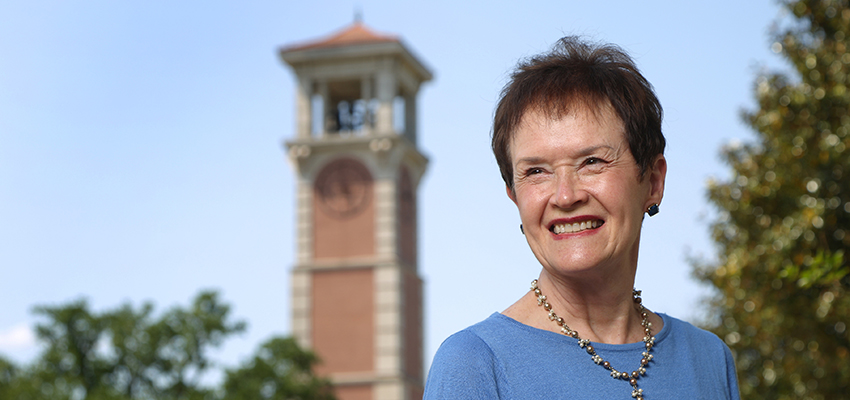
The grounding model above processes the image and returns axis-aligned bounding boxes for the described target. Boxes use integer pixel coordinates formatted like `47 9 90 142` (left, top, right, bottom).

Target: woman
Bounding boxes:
423 37 739 399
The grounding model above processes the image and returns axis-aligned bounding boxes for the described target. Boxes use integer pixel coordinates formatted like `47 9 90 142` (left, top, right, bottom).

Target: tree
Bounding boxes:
0 354 61 400
695 0 850 398
0 292 334 400
221 337 334 400
32 299 118 400
18 291 246 400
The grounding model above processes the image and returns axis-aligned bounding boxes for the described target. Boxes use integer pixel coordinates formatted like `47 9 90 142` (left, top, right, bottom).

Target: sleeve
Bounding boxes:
723 343 742 400
423 330 503 400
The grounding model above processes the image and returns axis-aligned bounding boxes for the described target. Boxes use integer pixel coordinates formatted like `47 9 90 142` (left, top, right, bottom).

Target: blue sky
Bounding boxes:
1 0 784 381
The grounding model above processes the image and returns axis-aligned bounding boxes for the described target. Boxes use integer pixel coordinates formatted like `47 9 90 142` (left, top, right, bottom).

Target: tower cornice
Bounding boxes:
280 23 432 84
285 133 429 184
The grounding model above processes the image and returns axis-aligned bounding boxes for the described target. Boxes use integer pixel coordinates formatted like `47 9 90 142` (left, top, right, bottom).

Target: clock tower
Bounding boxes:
279 22 431 400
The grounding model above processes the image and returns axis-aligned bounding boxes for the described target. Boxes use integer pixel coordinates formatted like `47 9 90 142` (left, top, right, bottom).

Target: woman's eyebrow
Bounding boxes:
515 156 546 166
575 144 616 157
515 144 617 166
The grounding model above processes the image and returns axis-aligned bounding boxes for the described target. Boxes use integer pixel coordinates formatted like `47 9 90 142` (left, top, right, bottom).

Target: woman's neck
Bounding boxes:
503 269 659 345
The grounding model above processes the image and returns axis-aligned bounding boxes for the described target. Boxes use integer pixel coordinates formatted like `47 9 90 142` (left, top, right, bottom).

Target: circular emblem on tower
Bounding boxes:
314 158 372 219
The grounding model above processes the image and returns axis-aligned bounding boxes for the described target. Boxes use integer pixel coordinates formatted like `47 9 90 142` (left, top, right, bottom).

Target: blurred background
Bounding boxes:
1 0 813 396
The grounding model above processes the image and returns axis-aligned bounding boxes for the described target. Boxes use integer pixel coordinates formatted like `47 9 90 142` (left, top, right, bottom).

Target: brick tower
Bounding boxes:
279 22 431 400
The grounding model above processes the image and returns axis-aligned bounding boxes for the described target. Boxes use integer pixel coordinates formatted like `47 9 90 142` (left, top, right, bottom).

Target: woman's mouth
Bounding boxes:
550 219 604 234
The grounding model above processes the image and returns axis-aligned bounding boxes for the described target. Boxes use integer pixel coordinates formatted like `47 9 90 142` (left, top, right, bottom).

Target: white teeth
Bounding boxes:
553 220 601 234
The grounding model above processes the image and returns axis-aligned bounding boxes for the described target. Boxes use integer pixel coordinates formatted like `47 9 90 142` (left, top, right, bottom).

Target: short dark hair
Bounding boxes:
492 36 666 192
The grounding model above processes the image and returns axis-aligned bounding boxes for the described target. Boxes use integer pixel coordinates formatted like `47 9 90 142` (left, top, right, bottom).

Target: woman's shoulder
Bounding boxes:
425 312 564 399
660 313 727 346
427 312 556 380
431 313 523 361
424 313 514 399
658 313 736 368
656 314 740 398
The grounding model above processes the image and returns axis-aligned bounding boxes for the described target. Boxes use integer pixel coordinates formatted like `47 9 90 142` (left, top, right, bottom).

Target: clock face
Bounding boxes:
314 158 372 219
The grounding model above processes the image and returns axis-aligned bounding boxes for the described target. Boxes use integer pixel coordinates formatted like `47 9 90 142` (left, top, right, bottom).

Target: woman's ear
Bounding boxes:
506 184 518 205
646 154 667 209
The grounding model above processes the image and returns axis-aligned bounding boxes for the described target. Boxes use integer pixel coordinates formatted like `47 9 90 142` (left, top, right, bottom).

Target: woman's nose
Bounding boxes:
550 172 588 209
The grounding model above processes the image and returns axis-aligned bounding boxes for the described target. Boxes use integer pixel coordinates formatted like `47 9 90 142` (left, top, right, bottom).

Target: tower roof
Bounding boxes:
281 22 399 52
279 22 432 83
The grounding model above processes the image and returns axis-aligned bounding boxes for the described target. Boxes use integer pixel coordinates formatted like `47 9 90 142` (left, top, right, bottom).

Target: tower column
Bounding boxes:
361 75 374 135
296 77 312 138
375 66 397 135
317 80 329 136
375 264 402 376
404 93 417 142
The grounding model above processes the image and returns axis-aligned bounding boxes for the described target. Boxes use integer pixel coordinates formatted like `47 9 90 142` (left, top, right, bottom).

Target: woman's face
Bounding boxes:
508 105 665 278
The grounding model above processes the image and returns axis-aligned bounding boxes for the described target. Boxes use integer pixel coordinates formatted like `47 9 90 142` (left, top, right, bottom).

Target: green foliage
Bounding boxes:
0 292 334 400
33 299 116 399
695 0 850 398
0 354 60 400
221 337 334 400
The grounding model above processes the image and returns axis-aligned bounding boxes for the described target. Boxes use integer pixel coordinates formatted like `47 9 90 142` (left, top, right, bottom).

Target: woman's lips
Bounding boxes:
550 219 604 234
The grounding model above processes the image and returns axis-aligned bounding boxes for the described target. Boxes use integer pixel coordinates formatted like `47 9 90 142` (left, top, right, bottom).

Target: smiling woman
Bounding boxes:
423 37 741 400
508 105 662 281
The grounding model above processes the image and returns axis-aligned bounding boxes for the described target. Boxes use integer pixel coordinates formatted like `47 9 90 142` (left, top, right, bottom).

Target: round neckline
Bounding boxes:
493 311 672 351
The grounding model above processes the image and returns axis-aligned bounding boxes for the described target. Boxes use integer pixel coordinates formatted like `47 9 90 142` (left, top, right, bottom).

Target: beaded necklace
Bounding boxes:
531 279 655 400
